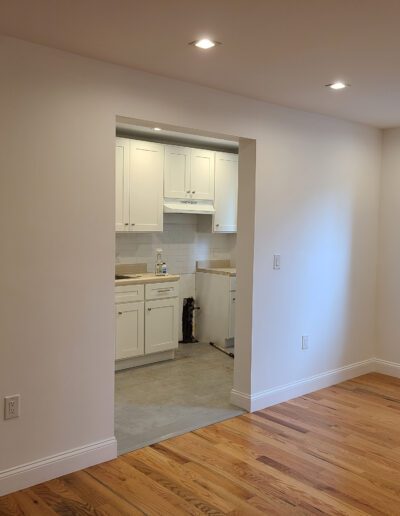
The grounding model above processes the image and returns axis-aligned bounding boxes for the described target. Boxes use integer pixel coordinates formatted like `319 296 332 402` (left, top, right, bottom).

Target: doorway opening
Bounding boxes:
114 116 254 454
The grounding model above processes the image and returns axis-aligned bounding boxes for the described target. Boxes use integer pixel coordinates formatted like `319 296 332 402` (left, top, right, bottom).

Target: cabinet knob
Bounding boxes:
192 190 195 194
131 223 135 226
124 223 129 226
118 311 123 315
186 190 190 194
147 308 152 311
216 223 220 227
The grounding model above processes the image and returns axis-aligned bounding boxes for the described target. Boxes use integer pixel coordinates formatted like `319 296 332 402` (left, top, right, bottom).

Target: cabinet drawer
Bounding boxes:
115 284 144 303
145 281 179 300
230 277 237 291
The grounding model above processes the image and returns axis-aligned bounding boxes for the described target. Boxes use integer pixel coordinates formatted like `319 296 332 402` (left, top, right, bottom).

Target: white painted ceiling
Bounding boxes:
1 0 400 127
117 123 238 152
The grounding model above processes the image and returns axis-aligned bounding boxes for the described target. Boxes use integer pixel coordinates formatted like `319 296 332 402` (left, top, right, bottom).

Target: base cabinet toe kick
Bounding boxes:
115 280 179 370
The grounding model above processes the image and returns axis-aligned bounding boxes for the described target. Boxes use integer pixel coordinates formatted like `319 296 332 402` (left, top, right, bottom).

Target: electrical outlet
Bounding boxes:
4 395 20 420
301 335 309 350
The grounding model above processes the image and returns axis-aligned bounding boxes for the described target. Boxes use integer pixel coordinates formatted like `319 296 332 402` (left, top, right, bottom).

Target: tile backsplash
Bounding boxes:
116 213 236 275
116 213 236 340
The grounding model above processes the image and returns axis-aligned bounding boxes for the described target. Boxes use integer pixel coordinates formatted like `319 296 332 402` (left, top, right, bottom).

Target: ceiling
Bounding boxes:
116 122 238 152
1 0 400 128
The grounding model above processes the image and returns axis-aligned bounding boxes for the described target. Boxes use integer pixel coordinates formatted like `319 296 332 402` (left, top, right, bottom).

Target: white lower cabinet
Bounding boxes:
195 272 236 348
145 297 179 354
115 280 179 367
116 301 144 360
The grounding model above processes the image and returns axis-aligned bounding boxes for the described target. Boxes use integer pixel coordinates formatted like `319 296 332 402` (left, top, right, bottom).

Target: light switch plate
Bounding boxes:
273 254 281 270
302 336 309 350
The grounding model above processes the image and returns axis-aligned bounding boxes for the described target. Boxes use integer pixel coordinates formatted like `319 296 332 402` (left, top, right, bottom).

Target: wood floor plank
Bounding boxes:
5 490 57 516
88 458 190 515
122 447 234 514
61 470 143 515
1 373 400 515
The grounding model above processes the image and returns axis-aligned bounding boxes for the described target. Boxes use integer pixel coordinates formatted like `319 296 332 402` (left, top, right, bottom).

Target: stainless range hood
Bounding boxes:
163 199 215 215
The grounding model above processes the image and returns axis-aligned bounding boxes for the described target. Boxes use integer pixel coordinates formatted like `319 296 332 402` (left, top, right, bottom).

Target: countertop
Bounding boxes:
196 267 236 277
115 273 180 286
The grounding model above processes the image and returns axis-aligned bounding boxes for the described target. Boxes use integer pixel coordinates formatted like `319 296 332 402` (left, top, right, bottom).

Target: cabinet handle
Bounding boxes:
147 308 152 311
216 224 220 227
118 311 123 315
131 223 135 226
124 223 129 226
157 288 172 292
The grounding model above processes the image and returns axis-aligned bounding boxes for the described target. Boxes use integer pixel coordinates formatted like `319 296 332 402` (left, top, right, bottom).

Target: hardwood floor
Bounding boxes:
2 373 400 515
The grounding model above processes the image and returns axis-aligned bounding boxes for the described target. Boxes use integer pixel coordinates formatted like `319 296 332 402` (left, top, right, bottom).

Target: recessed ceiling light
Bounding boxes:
190 39 220 49
153 127 162 131
326 81 348 90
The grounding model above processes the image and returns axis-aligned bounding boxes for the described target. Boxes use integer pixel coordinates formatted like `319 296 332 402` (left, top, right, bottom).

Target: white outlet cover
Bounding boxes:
301 336 309 350
4 394 20 420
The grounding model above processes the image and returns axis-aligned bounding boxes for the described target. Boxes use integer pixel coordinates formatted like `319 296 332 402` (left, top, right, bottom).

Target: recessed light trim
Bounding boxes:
153 127 162 131
190 38 220 49
326 81 349 90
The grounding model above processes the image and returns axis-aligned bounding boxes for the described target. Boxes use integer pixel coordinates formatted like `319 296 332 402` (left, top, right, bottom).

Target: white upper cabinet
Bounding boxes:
164 145 215 201
115 138 130 232
116 138 238 233
164 145 190 199
213 152 238 233
190 148 215 200
129 140 164 232
115 138 164 232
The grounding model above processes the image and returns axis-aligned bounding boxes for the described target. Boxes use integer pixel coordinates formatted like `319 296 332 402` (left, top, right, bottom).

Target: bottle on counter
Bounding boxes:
161 262 167 275
155 248 163 276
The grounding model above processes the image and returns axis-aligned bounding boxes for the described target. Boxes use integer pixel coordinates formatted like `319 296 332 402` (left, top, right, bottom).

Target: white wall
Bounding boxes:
0 35 382 493
377 129 400 367
251 118 381 395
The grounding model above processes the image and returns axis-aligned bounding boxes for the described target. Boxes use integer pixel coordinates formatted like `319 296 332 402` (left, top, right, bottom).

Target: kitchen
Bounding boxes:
114 124 243 454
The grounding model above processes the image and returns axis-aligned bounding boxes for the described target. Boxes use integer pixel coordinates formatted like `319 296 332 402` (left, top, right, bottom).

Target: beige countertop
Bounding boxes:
196 267 236 277
115 272 180 286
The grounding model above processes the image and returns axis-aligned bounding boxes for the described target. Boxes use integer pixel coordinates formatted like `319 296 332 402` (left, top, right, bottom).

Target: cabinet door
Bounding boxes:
190 149 215 200
116 301 144 360
129 140 164 232
115 138 130 232
213 152 238 233
228 292 236 339
164 145 190 199
145 297 179 354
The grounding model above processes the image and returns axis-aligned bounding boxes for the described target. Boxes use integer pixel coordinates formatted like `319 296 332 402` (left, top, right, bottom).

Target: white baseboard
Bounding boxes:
374 358 400 378
4 357 400 497
0 437 117 497
230 389 252 411
231 358 376 412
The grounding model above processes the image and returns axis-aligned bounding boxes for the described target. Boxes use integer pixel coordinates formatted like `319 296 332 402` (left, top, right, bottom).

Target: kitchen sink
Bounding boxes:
115 274 142 280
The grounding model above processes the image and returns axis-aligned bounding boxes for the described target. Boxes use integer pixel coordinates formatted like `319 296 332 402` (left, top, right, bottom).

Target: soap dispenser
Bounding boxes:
155 248 163 276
